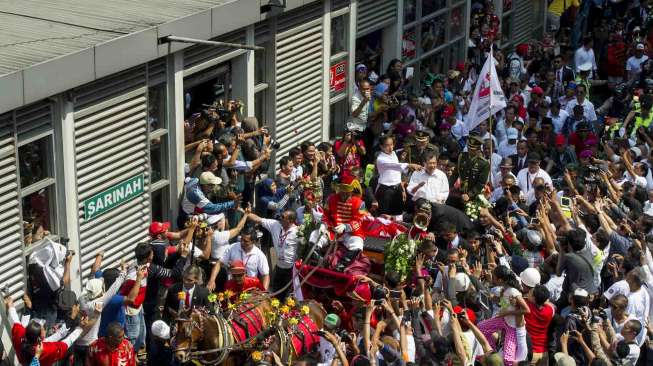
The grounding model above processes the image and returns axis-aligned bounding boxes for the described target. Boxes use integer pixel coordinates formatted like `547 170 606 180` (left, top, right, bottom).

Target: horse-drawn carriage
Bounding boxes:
172 290 326 365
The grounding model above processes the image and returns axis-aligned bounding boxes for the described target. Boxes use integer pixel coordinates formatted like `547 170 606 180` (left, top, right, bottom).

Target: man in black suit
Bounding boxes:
164 265 209 322
511 140 529 176
553 54 575 87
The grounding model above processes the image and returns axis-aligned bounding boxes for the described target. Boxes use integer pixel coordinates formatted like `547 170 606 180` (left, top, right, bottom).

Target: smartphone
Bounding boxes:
560 196 571 207
530 217 540 225
389 289 402 299
406 67 415 79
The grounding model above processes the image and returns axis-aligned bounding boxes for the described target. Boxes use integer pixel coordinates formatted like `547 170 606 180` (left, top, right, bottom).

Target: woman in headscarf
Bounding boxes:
255 178 291 218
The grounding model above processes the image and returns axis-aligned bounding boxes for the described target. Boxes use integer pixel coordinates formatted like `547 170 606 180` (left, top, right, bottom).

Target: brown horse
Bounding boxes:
172 296 325 365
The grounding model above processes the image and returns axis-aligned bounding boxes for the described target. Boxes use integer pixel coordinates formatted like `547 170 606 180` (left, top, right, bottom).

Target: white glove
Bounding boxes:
334 224 346 234
319 224 328 235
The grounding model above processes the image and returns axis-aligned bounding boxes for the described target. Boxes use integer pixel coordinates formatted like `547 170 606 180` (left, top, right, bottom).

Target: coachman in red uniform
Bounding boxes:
323 175 367 271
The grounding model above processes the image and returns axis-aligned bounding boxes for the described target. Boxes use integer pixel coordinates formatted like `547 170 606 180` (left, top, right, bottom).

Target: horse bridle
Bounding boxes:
172 315 204 352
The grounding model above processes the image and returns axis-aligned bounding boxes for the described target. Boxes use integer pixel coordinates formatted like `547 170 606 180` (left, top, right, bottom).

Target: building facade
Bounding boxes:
0 0 545 309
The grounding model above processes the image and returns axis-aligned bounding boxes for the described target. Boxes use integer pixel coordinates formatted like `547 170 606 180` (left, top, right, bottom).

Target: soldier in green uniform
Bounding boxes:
457 135 490 204
401 131 439 165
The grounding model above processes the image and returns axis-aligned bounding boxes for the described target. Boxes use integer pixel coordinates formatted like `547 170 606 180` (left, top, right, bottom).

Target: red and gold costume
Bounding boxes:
322 176 367 251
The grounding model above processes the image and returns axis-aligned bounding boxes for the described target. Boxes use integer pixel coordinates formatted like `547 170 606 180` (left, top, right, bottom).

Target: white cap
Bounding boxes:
578 62 592 72
519 268 541 288
207 213 225 225
199 171 222 185
573 288 589 297
453 273 471 292
151 320 171 340
84 278 104 299
637 43 646 50
506 127 519 140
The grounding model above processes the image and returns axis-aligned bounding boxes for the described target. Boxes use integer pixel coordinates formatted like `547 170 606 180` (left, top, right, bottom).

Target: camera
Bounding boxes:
372 285 388 302
269 137 281 150
337 329 351 341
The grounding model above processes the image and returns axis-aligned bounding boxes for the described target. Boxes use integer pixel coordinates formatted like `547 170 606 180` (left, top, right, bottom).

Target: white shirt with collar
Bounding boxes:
565 98 597 122
407 168 450 204
516 167 553 195
220 243 270 278
376 151 408 186
261 218 299 269
547 109 569 134
574 47 597 72
498 141 518 158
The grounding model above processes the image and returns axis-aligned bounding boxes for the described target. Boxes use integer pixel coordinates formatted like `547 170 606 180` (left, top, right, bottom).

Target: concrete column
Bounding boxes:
232 25 256 117
322 0 332 140
59 97 82 292
167 52 185 229
348 0 358 99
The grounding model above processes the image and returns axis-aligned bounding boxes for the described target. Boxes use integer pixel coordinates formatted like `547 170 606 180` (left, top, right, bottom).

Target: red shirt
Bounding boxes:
224 277 265 295
12 323 68 366
524 301 555 353
568 131 598 157
87 337 136 366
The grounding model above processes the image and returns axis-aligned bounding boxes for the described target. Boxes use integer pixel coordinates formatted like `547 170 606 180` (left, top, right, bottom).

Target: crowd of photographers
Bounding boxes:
11 0 653 365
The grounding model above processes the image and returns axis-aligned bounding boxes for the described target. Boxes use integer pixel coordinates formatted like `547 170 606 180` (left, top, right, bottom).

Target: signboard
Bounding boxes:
330 61 347 94
83 174 145 220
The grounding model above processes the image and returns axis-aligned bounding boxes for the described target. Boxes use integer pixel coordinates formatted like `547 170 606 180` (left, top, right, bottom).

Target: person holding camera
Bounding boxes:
335 126 367 176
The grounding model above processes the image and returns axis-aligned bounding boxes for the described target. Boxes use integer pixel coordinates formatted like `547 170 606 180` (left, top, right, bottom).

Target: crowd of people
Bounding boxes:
10 0 653 365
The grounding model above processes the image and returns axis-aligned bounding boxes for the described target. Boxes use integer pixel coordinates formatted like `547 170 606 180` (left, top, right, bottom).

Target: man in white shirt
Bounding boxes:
407 153 449 204
627 44 649 83
574 37 597 75
207 212 248 262
547 100 569 134
211 227 270 290
247 210 299 299
517 152 553 196
350 80 372 131
565 84 597 123
498 128 519 158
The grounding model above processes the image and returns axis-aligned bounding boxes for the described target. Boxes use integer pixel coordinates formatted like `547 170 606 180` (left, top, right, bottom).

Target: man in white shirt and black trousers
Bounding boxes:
247 210 298 299
516 152 553 198
407 152 450 206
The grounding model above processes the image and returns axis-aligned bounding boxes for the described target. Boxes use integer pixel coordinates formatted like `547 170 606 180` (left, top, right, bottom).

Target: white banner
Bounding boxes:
465 48 507 131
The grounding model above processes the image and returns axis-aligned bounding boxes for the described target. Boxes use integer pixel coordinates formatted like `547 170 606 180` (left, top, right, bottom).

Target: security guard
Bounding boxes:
623 94 653 136
401 131 439 165
457 135 490 203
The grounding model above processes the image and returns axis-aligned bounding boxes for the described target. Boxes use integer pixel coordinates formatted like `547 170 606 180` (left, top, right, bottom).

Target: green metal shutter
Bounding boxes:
512 0 533 45
357 0 397 36
274 16 325 158
72 67 150 274
0 113 24 302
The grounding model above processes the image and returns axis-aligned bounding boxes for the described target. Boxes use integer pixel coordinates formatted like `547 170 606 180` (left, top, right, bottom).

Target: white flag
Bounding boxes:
464 48 507 131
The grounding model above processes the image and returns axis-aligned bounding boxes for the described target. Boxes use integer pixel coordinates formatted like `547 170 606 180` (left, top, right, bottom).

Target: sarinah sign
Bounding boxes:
330 61 347 93
83 174 145 220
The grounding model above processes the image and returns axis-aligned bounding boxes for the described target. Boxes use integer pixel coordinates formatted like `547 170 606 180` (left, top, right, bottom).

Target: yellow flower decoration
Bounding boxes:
224 290 234 298
271 298 280 308
217 292 225 302
251 351 263 362
280 305 290 314
301 305 310 315
286 297 296 307
239 292 251 301
228 303 237 311
288 318 299 326
207 293 217 303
